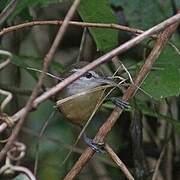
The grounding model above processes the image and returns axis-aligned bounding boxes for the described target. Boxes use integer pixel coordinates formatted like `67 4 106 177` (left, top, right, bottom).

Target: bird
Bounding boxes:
56 61 129 152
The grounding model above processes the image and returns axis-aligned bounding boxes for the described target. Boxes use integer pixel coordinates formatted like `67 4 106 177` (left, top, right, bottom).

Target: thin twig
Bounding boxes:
0 20 156 37
168 41 180 55
105 144 134 180
63 14 180 180
27 67 63 81
76 27 87 62
0 0 81 162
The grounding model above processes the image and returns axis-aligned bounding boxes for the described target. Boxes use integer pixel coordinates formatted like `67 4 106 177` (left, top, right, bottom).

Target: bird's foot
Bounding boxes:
83 133 105 153
110 97 130 109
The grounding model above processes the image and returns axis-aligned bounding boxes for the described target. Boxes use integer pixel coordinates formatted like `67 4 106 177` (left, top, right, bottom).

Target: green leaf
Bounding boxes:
110 0 173 29
10 55 64 80
78 0 118 52
136 101 180 134
142 42 180 100
103 101 180 134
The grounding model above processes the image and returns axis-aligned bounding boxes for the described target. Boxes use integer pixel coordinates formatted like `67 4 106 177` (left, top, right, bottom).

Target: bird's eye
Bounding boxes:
85 72 93 79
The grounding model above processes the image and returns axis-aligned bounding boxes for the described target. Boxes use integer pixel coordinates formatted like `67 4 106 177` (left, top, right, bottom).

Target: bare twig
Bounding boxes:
168 41 180 55
0 13 179 134
27 67 63 81
0 20 155 37
0 0 81 161
63 14 180 179
76 27 87 62
105 144 134 180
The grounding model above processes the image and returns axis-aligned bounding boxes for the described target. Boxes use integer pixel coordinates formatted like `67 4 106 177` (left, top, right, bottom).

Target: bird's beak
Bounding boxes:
95 76 117 87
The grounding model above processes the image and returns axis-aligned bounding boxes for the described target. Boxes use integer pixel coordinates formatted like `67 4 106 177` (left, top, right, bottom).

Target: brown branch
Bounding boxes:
0 0 81 162
105 144 134 180
63 15 180 180
0 20 154 37
0 13 179 134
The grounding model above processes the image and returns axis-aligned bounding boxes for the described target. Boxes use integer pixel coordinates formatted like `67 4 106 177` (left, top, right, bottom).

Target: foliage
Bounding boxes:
78 0 118 52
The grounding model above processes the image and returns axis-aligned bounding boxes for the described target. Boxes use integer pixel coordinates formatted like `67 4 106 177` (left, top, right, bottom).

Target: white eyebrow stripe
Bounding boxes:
71 69 100 78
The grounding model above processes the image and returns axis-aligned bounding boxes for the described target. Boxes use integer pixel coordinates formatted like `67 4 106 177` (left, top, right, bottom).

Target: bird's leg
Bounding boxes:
81 97 130 152
83 132 105 153
109 97 130 109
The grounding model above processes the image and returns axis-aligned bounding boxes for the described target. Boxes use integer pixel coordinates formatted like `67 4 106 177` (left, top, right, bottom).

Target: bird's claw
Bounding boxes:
83 133 105 153
110 97 130 109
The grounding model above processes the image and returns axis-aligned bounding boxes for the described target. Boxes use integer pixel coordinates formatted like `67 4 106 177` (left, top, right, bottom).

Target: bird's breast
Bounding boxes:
58 89 105 125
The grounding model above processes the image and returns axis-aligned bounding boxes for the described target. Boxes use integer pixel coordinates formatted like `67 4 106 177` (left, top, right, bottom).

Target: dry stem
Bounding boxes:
0 20 153 37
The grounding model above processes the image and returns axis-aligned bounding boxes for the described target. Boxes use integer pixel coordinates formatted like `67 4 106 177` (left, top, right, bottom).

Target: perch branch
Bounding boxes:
0 20 155 37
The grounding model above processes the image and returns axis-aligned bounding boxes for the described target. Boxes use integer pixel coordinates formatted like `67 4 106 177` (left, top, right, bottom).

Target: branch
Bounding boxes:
63 14 180 180
0 20 153 37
